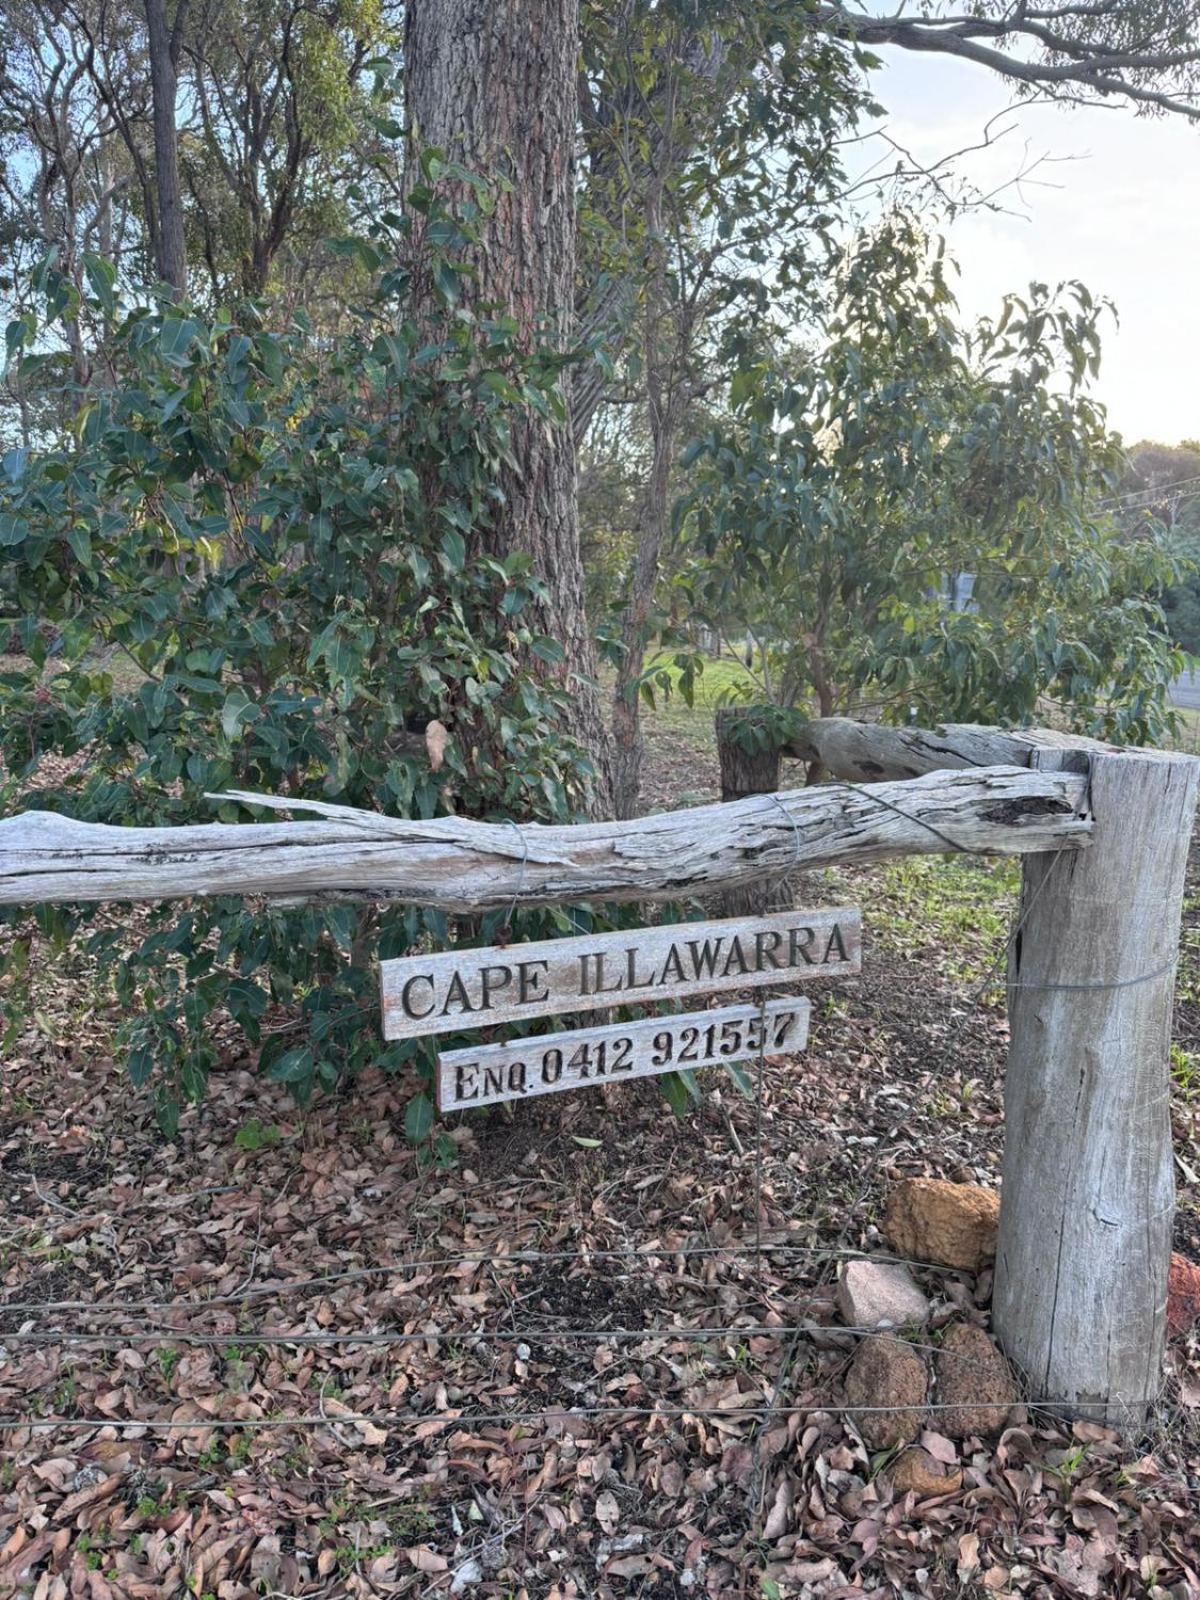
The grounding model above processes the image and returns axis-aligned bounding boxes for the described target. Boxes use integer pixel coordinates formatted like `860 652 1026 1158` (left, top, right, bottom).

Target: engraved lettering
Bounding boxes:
436 999 813 1110
687 937 722 980
479 964 512 1010
518 959 549 1003
592 953 625 995
483 1063 506 1097
625 947 658 989
401 974 435 1019
455 1060 480 1102
660 945 686 984
440 970 477 1015
721 935 749 977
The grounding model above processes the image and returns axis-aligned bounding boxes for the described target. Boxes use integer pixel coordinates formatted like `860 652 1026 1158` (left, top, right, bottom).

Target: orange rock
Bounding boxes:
844 1335 928 1450
884 1179 999 1271
886 1447 963 1498
1168 1252 1200 1335
935 1323 1017 1438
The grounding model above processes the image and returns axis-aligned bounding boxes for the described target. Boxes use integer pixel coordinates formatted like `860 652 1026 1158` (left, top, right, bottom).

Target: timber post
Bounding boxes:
993 747 1200 1429
715 707 794 915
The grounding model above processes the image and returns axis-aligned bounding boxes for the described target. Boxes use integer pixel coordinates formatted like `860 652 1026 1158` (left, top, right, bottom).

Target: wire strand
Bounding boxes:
0 1397 1038 1434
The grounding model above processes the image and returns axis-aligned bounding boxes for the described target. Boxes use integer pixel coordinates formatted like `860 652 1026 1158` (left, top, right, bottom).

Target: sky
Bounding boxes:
851 50 1200 446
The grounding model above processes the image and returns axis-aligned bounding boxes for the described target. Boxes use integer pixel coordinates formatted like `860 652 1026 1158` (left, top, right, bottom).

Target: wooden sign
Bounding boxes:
380 907 859 1042
437 998 810 1111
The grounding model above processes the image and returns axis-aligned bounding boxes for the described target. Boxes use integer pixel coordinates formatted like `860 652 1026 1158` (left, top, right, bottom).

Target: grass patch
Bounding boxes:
642 651 761 712
871 854 1020 986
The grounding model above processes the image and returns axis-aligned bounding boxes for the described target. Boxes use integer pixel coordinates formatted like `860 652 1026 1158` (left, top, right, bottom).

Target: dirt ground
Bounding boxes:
2 708 1200 1599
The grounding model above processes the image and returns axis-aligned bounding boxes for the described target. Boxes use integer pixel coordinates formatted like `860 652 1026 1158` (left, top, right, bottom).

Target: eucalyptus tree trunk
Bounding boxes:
404 0 611 812
610 439 669 820
144 0 188 295
610 111 691 821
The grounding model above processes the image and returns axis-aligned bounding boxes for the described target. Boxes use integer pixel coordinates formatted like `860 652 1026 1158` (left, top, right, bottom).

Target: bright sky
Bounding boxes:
853 51 1200 446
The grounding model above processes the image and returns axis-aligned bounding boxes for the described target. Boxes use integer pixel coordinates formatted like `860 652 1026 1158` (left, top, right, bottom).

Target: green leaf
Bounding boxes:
127 1046 155 1088
266 1046 313 1085
434 261 459 305
159 317 201 367
83 253 117 315
440 529 467 572
660 1072 691 1118
404 1091 435 1143
531 636 565 665
66 526 92 567
220 687 257 740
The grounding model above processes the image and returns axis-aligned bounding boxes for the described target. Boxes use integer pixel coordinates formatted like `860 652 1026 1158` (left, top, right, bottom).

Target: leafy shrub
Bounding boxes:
0 164 598 1140
681 222 1186 744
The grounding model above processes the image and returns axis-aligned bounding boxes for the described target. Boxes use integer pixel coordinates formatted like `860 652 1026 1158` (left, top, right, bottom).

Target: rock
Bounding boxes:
935 1323 1017 1438
886 1447 963 1498
883 1178 999 1271
1168 1252 1200 1335
844 1335 928 1450
836 1260 931 1330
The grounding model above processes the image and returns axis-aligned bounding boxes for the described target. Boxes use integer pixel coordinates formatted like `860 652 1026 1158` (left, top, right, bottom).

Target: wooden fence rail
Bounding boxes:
0 765 1089 909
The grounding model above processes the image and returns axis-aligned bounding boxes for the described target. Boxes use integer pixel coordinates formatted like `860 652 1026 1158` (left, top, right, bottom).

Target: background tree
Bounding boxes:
1115 440 1200 653
684 222 1184 751
143 0 187 291
577 0 869 814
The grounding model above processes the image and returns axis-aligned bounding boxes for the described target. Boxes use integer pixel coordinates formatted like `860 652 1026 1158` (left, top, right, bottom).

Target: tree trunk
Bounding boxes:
144 0 187 294
714 707 796 916
610 136 694 822
993 747 1200 1429
404 0 611 812
610 332 677 820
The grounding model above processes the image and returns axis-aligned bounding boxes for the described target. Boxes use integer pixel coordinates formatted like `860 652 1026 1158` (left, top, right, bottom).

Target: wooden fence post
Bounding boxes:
993 747 1200 1429
714 707 794 916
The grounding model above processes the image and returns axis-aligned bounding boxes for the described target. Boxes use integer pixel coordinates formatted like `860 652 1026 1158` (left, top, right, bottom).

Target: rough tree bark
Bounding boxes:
607 45 710 823
404 0 611 811
609 221 685 818
143 0 188 294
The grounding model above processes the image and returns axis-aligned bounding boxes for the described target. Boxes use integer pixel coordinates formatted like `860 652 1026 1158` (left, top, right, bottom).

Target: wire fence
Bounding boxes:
0 756 1152 1477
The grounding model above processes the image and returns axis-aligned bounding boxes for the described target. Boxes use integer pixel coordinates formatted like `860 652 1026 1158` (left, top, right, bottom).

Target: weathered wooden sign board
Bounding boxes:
437 997 810 1111
380 907 860 1042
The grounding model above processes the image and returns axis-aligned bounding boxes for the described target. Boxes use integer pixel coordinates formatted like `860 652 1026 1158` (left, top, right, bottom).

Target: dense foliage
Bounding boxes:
681 222 1185 746
1115 441 1200 655
0 170 601 1140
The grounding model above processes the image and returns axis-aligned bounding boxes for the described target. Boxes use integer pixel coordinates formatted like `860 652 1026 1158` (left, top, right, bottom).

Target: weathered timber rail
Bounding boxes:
0 765 1089 909
787 715 1115 781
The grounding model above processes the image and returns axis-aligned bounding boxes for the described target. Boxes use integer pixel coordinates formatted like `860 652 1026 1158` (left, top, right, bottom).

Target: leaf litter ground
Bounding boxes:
2 718 1200 1598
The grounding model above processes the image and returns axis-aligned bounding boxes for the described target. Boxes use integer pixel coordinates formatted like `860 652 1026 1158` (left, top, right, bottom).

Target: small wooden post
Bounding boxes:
715 707 793 915
993 748 1200 1429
